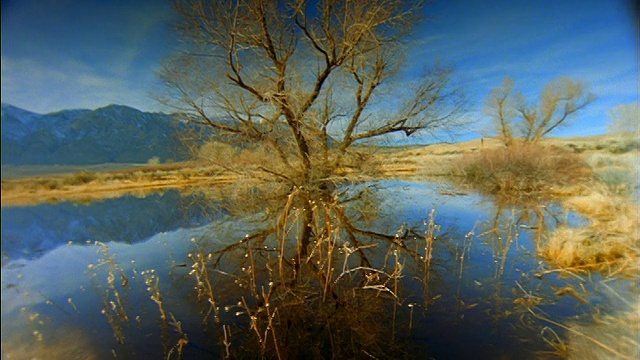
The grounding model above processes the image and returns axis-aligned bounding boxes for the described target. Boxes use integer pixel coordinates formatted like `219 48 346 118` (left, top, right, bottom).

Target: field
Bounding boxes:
2 135 637 206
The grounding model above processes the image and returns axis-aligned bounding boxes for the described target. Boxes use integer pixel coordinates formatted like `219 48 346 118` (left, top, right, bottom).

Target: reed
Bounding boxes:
88 242 130 345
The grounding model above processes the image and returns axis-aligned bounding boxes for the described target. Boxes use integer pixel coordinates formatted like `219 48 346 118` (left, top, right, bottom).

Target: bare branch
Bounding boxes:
484 76 594 144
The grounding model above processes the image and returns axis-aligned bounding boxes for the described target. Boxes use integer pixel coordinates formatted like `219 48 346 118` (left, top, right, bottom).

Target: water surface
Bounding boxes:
1 181 633 359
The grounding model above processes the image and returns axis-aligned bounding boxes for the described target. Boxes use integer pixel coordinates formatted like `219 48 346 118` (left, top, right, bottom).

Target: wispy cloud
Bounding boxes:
1 0 175 113
1 56 158 113
1 0 634 140
403 0 635 138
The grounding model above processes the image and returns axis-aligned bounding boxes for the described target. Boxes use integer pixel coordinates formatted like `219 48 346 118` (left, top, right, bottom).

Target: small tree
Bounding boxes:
485 76 594 146
484 76 516 147
147 156 161 165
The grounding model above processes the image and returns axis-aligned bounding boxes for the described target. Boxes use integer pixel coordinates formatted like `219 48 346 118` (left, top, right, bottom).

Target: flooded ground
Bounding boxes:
1 181 636 359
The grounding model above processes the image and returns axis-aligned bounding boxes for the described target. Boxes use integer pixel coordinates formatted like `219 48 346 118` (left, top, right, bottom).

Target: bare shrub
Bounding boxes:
147 156 161 165
485 76 594 146
452 144 592 201
198 141 239 165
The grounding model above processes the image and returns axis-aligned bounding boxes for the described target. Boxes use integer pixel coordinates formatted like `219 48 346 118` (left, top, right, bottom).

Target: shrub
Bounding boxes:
44 179 61 190
595 168 633 195
147 156 161 165
198 141 239 165
62 171 97 186
608 138 640 154
452 145 592 199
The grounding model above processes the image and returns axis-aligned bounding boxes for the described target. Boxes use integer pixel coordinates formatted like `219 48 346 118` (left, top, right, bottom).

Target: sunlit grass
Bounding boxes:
541 189 639 277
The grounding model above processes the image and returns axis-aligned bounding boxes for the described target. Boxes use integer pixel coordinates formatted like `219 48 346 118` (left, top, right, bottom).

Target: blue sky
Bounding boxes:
1 0 637 139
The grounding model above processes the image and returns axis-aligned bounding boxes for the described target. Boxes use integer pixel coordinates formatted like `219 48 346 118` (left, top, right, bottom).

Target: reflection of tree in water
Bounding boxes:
187 184 434 358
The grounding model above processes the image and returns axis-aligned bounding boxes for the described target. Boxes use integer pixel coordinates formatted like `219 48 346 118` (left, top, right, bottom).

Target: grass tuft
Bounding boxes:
541 191 639 276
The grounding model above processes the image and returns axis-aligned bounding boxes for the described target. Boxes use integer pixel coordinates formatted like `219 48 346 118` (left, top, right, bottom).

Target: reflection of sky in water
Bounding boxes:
1 190 220 261
1 182 635 359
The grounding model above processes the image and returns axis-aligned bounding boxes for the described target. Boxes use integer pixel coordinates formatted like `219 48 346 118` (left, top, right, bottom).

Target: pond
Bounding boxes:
1 181 635 359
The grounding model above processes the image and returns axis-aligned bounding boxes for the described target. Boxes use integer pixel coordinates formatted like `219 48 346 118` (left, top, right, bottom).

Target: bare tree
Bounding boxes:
485 76 595 146
158 0 466 287
484 76 516 147
160 0 465 183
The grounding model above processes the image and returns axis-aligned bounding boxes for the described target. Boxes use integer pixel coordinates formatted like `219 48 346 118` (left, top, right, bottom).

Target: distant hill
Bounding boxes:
1 104 194 165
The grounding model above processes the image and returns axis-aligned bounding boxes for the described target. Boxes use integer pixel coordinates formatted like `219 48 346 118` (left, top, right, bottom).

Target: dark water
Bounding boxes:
0 181 634 359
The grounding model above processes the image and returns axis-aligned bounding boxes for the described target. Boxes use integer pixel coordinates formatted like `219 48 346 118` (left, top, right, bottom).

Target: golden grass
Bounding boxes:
0 163 236 207
541 189 639 277
1 135 636 207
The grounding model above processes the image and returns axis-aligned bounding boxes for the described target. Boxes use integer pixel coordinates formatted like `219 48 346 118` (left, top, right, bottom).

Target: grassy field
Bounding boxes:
0 163 148 180
0 162 239 206
2 134 637 206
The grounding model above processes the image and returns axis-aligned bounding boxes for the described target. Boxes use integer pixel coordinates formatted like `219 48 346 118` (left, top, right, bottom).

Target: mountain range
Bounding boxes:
1 103 194 166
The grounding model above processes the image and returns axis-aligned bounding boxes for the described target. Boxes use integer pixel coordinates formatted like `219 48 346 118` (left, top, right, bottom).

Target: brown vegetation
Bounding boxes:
2 134 636 207
451 144 592 202
541 189 639 277
451 137 638 277
0 162 236 206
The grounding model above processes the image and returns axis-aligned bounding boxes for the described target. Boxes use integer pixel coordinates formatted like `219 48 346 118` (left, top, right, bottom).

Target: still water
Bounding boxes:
0 181 634 359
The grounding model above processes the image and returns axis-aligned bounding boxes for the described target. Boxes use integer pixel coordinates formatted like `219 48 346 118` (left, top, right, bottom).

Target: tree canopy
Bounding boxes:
160 0 465 188
484 76 594 146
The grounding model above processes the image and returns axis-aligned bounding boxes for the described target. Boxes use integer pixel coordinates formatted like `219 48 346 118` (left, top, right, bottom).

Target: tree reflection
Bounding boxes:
184 183 432 358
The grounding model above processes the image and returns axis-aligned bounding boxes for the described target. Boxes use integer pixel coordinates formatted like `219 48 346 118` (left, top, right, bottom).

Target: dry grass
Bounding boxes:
448 137 638 277
541 190 639 277
0 162 235 206
586 151 639 198
4 135 632 206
